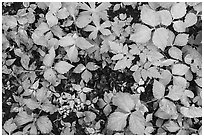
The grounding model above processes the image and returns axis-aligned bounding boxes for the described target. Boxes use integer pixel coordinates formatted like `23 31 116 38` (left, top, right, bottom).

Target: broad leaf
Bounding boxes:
49 2 61 13
166 85 184 101
75 37 94 50
109 41 123 53
114 58 127 70
81 69 92 83
43 46 55 67
75 14 92 28
168 46 182 60
36 116 52 134
111 54 124 61
171 2 186 19
59 34 75 47
23 99 40 110
43 68 57 84
66 45 79 62
180 106 202 118
36 87 48 102
184 12 197 27
84 111 96 122
163 121 180 132
172 64 189 76
130 24 152 44
86 62 99 71
173 21 186 32
73 63 86 73
129 111 145 135
14 111 33 126
20 54 30 70
54 61 74 74
46 11 58 27
159 98 178 118
152 27 169 51
153 80 165 99
3 118 17 134
107 112 129 131
158 10 172 26
174 33 189 46
112 92 135 113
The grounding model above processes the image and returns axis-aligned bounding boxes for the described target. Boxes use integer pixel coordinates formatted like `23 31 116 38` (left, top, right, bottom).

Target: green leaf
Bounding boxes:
157 10 172 26
23 99 40 110
59 34 75 47
112 92 135 113
3 118 17 135
75 37 94 50
109 41 123 53
43 46 55 67
180 106 202 118
153 80 165 99
171 2 186 19
111 54 124 60
84 111 96 122
20 54 30 70
14 111 33 126
130 24 152 44
73 63 86 73
172 63 189 76
45 11 58 27
168 46 182 60
184 12 197 27
49 2 61 13
43 68 57 84
174 33 189 46
75 14 92 28
65 45 79 62
163 121 180 132
54 61 74 74
166 85 184 101
36 87 49 102
129 111 145 135
114 58 127 70
107 112 129 131
86 62 99 71
152 28 169 51
36 116 52 134
173 21 186 32
81 69 92 83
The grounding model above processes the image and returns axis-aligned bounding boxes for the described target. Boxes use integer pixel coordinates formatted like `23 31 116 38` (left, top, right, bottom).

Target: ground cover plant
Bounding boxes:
2 2 202 135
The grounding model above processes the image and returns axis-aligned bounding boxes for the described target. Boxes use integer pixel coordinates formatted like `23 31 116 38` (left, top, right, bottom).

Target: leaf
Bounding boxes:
36 87 48 102
54 61 74 74
112 92 135 113
173 76 187 88
14 111 33 126
21 54 30 70
81 69 92 83
140 5 160 27
157 10 172 26
73 63 86 73
109 41 123 53
86 62 100 71
184 13 198 27
30 124 38 135
173 21 186 32
49 2 61 13
66 45 79 62
23 99 40 110
163 121 180 132
45 11 58 27
56 7 69 19
180 106 202 118
129 111 145 135
43 68 57 84
171 2 186 19
154 108 172 119
166 85 184 101
75 14 92 28
43 46 55 67
111 54 124 60
130 24 152 44
3 15 17 29
3 118 17 134
36 116 52 134
152 27 169 51
167 30 175 46
114 58 127 70
75 37 94 50
107 112 129 131
172 64 189 75
41 100 57 114
84 111 96 122
174 33 189 46
168 46 182 60
153 80 165 99
59 34 75 47
159 98 178 118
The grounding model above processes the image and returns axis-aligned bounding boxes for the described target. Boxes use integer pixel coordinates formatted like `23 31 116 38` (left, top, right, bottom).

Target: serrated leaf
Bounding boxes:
184 13 197 27
23 99 40 110
84 111 96 122
54 61 74 74
172 64 189 75
86 62 99 71
152 28 169 51
75 37 94 50
66 45 79 62
14 111 33 126
43 46 55 67
180 106 202 118
173 21 186 32
129 111 145 135
36 116 52 134
109 41 123 53
59 34 75 47
163 121 180 132
130 24 151 44
174 33 189 46
36 87 48 102
41 100 57 114
73 63 86 73
107 112 129 131
153 80 165 99
171 2 186 19
168 46 182 60
140 5 160 27
158 10 172 26
81 69 92 83
111 54 124 60
46 11 58 27
112 92 135 113
3 118 17 134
